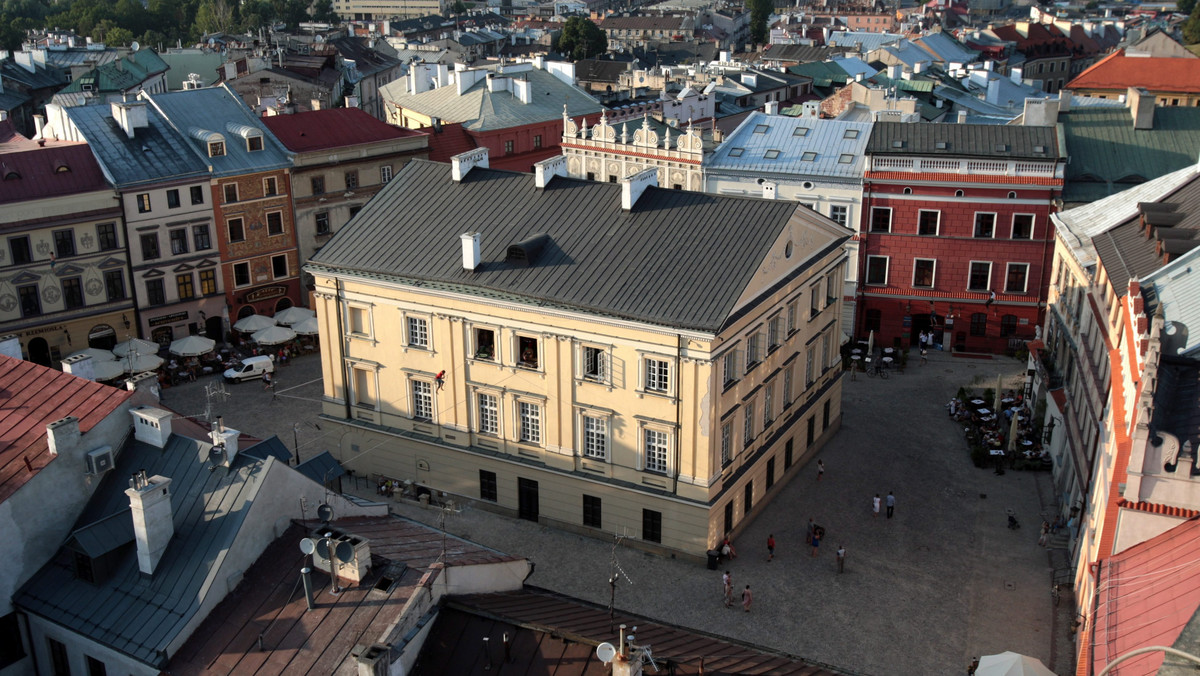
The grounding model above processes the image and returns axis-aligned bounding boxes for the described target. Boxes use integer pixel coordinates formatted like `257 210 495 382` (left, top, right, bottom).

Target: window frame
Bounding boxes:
744 331 762 371
8 235 32 264
190 185 205 205
405 314 429 349
176 272 195 300
104 269 125 301
517 399 542 445
579 344 609 384
476 390 500 435
471 325 499 361
720 422 732 467
192 225 211 251
479 470 498 501
970 312 988 336
222 183 238 203
53 229 75 258
917 209 940 236
315 212 331 235
583 494 602 528
1011 213 1034 240
347 303 373 338
61 276 84 309
743 401 755 447
865 255 889 286
136 193 151 213
642 426 670 474
140 233 160 260
169 228 189 255
829 204 848 227
266 211 284 236
380 165 393 183
96 222 118 250
722 349 739 385
580 411 609 461
869 206 892 233
145 278 166 306
232 261 251 288
311 176 326 195
1000 313 1019 337
227 218 245 243
973 212 996 238
644 355 671 394
411 378 434 421
17 284 40 317
912 257 936 288
166 189 180 209
516 334 540 370
1005 262 1030 294
344 170 359 190
199 269 217 295
967 260 992 292
263 176 278 197
271 254 288 279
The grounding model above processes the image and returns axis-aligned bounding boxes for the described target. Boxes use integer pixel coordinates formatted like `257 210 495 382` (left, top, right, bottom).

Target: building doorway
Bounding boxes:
517 478 539 522
152 326 174 348
87 324 117 350
27 337 50 366
275 297 293 313
237 305 256 320
911 314 943 349
205 316 224 342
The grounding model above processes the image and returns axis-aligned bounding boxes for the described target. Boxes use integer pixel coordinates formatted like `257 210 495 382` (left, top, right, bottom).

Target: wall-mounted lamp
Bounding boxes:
63 329 71 345
122 314 131 329
1044 416 1062 444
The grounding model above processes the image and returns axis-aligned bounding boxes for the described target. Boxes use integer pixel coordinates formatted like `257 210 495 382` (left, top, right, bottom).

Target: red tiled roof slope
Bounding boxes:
262 108 425 153
1068 49 1200 93
0 143 109 203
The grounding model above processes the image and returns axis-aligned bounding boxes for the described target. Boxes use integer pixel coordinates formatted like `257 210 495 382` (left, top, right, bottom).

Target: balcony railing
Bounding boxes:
871 156 1061 178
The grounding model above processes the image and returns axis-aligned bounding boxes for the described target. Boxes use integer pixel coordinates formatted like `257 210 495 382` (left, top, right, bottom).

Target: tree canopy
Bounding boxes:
555 16 606 60
1186 7 1200 44
748 0 773 46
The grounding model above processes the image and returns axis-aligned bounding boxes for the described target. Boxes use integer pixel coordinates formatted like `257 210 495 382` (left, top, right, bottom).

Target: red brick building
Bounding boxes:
856 122 1063 354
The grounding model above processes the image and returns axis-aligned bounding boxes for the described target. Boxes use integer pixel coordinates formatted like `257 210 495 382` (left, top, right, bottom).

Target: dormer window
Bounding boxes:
208 141 225 157
247 136 263 152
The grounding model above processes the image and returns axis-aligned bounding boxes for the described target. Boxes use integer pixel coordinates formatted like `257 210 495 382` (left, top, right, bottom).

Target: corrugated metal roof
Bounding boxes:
0 356 132 505
65 509 135 559
866 121 1059 159
240 436 292 463
262 108 425 153
308 160 846 333
143 85 292 177
707 111 871 179
59 49 169 96
63 102 211 188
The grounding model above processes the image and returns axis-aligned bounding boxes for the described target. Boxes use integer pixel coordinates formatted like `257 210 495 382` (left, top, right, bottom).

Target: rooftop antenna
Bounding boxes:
607 529 633 631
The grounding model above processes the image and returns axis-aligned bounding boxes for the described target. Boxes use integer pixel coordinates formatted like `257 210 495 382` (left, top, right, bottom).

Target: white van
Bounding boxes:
223 355 275 383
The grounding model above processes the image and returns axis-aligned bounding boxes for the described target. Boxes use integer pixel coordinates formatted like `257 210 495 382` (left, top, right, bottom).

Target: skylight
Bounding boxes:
765 149 781 159
838 154 854 164
801 151 817 161
843 129 860 139
729 147 745 157
753 124 769 134
793 127 810 137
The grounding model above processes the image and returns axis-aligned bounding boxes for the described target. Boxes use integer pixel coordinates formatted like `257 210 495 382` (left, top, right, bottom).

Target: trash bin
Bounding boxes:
706 549 720 570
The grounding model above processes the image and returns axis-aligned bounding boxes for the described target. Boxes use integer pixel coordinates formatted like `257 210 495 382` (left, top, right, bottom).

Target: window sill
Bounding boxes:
638 387 674 401
517 363 540 372
469 355 499 365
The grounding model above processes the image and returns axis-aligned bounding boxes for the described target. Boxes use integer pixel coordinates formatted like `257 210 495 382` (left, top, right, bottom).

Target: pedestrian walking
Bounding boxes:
811 527 821 557
920 346 928 366
836 544 845 573
262 371 272 391
886 491 895 519
721 537 738 559
872 494 881 517
722 571 733 608
766 533 775 562
741 585 753 612
816 459 825 481
1038 521 1050 547
806 518 815 545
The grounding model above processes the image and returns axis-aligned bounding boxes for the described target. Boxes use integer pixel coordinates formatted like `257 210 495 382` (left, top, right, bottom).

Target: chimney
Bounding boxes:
1129 87 1154 130
513 76 532 104
130 406 173 448
1059 89 1072 113
126 472 174 575
764 100 779 115
761 180 776 199
110 99 149 139
451 147 489 182
126 371 160 402
621 168 658 211
210 417 240 465
534 155 567 188
461 232 481 270
46 417 80 456
61 354 95 381
0 335 19 359
956 109 968 124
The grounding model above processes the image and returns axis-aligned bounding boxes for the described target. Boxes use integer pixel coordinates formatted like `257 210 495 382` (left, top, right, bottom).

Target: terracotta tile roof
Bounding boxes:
0 356 132 503
0 142 111 203
1117 499 1200 519
1068 49 1200 94
865 171 1062 186
425 121 477 163
1091 516 1200 676
261 108 425 153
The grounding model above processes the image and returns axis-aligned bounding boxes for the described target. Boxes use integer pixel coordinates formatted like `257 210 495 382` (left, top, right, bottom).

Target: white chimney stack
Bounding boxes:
761 181 777 199
61 353 95 381
46 417 80 456
210 417 240 465
451 147 489 182
621 168 658 211
0 335 19 360
110 99 148 139
126 472 174 575
461 232 481 270
130 407 173 448
764 100 779 115
534 155 567 188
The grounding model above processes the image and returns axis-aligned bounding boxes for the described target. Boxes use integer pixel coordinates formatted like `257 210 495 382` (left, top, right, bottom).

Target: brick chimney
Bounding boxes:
126 471 174 575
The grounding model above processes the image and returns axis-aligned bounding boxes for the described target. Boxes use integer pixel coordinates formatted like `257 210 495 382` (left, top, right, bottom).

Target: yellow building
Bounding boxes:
306 150 849 558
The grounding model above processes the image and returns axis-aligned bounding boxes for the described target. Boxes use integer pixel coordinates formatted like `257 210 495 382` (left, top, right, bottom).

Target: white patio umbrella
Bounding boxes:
91 360 125 381
994 373 1004 412
123 354 164 373
975 651 1056 676
112 338 159 357
67 348 116 362
291 316 319 336
252 325 297 346
867 330 875 356
273 306 315 325
233 314 276 333
169 335 216 357
1007 409 1021 453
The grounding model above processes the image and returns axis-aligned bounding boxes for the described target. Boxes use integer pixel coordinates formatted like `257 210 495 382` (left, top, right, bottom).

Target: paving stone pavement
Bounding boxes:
164 348 1073 675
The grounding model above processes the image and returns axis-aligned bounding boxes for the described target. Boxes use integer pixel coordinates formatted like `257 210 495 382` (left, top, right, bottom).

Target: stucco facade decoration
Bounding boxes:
561 109 706 191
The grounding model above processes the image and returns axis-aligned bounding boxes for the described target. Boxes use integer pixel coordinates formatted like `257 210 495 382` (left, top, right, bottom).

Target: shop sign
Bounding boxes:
149 311 189 327
20 324 66 336
245 285 287 303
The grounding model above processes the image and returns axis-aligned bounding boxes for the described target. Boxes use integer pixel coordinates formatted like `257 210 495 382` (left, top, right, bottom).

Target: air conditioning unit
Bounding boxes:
86 446 114 475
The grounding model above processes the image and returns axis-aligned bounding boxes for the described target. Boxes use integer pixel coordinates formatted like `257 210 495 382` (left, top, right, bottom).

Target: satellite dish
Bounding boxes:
130 41 140 52
315 538 331 560
335 541 354 563
596 643 617 665
316 503 334 522
299 538 316 555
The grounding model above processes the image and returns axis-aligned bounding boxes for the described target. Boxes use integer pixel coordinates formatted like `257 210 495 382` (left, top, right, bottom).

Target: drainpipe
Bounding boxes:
334 277 352 422
856 180 873 338
671 332 683 495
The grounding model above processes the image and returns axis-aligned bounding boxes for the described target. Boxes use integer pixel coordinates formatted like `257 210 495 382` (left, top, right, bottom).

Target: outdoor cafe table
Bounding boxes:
971 399 986 406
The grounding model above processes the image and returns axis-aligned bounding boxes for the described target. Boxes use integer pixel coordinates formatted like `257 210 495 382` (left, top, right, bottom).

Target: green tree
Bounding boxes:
1182 0 1198 16
195 0 234 34
1186 8 1200 44
239 0 274 32
554 16 606 60
312 0 338 23
104 26 134 45
748 0 772 46
451 0 467 12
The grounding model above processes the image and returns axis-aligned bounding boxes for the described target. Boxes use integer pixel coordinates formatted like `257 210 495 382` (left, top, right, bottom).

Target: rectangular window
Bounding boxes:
208 140 225 157
190 185 204 204
1006 262 1029 293
645 357 669 392
199 269 217 295
870 207 891 232
583 494 602 528
829 205 848 227
248 135 263 151
865 256 888 285
311 176 325 195
971 312 988 336
344 171 359 190
170 228 189 255
534 135 542 149
766 456 775 490
806 346 815 385
518 335 539 368
1012 214 1033 239
407 316 428 348
315 212 330 235
785 438 793 467
222 184 238 203
140 233 160 259
104 270 125 301
744 481 753 512
380 165 393 183
266 211 283 236
412 380 433 420
913 258 936 288
9 236 31 264
783 366 792 404
227 218 245 243
48 638 69 676
642 509 662 543
263 176 278 196
768 316 782 348
272 255 288 278
145 278 166 306
787 301 797 333
917 210 939 235
479 470 497 501
233 262 250 287
807 416 815 445
176 273 195 300
823 400 830 428
968 261 992 292
723 351 738 384
504 140 514 154
62 277 84 309
96 223 118 250
193 225 211 250
519 401 541 444
137 193 151 213
582 346 606 381
745 332 761 370
974 212 996 238
53 230 75 258
583 415 607 459
473 327 497 360
1000 314 1018 336
810 283 820 318
721 422 732 466
166 189 180 208
477 392 499 434
349 306 368 335
645 428 668 472
743 402 754 447
763 383 773 426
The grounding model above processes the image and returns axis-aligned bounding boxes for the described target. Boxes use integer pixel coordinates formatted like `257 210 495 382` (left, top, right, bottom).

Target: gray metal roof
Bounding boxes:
866 121 1059 159
1144 245 1200 356
309 160 846 333
143 85 292 177
63 103 211 189
16 432 279 669
296 450 345 484
707 111 871 179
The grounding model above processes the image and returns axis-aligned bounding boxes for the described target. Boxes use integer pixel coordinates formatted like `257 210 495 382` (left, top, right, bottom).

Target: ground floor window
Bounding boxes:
642 509 662 543
479 470 497 502
583 494 602 528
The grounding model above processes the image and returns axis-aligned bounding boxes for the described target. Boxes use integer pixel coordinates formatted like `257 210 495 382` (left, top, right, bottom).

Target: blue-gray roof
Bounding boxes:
1144 243 1200 357
144 85 292 177
63 103 211 188
296 450 345 484
707 111 871 180
913 32 979 65
827 32 903 52
16 431 280 669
